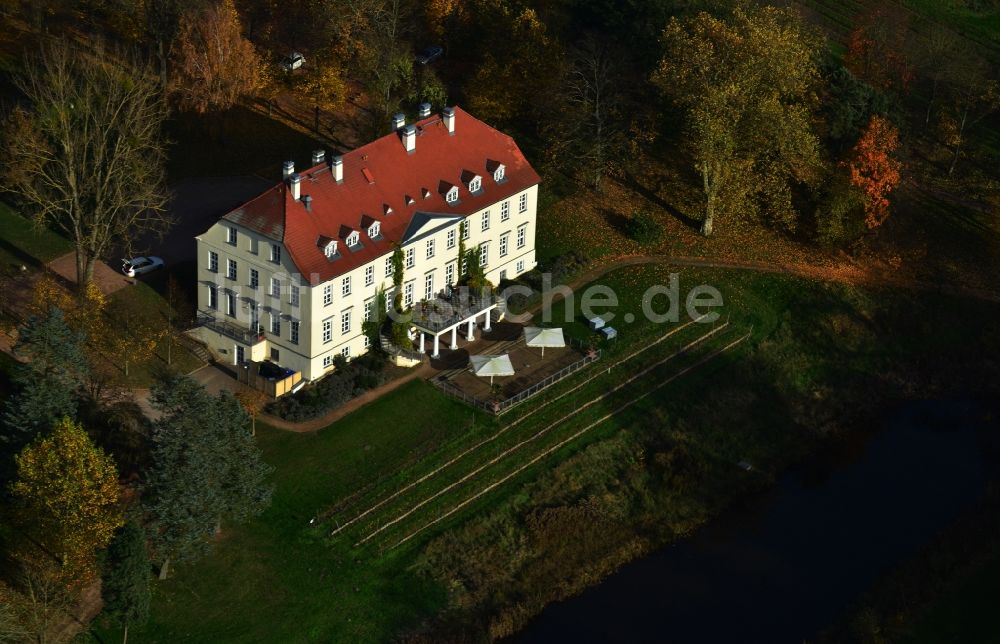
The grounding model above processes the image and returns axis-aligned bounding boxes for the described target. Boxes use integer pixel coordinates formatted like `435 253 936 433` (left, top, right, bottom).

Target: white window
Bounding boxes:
270 276 281 298
501 200 510 220
290 285 300 307
479 243 488 267
482 210 490 231
363 334 370 348
405 247 415 269
323 355 333 368
364 299 374 321
385 255 394 277
494 165 505 182
424 272 434 300
341 310 351 335
385 290 394 312
323 284 332 306
270 313 280 335
365 265 374 287
445 186 458 203
208 251 219 272
249 268 259 290
341 275 351 297
341 346 351 359
516 260 524 273
426 238 435 260
446 262 455 287
270 243 281 263
517 224 527 249
368 222 380 238
226 292 236 317
461 220 470 240
404 282 414 307
324 240 338 258
290 320 299 344
469 176 481 192
519 193 528 213
500 234 509 257
461 256 467 276
208 285 218 310
322 318 333 343
250 238 258 255
227 259 237 280
227 227 237 245
347 231 360 247
447 228 456 249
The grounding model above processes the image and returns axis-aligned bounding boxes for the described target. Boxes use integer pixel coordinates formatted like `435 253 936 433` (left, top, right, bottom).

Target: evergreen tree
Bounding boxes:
101 519 151 644
1 308 88 469
143 375 272 578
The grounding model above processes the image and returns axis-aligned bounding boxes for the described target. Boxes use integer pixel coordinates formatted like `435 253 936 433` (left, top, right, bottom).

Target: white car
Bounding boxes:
281 52 305 71
121 256 164 277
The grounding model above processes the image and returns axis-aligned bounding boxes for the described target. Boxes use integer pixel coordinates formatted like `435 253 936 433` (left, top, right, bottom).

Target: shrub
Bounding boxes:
627 210 663 245
266 352 389 421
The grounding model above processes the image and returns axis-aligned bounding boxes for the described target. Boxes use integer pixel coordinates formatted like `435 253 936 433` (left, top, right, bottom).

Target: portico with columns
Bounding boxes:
411 291 500 359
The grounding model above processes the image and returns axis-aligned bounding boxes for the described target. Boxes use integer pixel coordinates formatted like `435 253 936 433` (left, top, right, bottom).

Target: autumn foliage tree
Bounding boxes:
845 115 902 229
844 5 914 95
655 6 824 236
9 418 124 588
169 0 261 114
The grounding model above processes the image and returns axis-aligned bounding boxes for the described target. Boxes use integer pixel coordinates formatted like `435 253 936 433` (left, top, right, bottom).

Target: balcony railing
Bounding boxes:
197 311 266 345
409 289 499 333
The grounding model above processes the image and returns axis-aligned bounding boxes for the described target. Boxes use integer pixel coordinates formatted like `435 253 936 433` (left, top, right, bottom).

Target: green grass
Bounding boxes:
90 265 1000 642
0 201 73 267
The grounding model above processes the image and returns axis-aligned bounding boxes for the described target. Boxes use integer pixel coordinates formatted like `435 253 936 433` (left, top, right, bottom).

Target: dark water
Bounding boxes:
515 401 998 644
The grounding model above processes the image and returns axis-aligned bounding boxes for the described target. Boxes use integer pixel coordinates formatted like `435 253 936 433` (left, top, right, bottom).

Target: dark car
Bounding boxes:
415 46 444 65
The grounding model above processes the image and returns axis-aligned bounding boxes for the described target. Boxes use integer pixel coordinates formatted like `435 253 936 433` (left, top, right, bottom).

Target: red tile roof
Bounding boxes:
221 107 540 286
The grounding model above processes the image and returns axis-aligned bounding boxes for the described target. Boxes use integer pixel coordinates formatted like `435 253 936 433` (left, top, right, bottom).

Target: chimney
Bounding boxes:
290 173 301 201
331 156 343 183
402 124 416 153
391 112 405 131
443 107 455 135
418 102 431 118
311 149 325 165
301 194 312 211
282 160 295 178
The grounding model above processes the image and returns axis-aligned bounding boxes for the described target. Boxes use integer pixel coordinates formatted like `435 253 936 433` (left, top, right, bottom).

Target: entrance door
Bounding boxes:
235 345 245 365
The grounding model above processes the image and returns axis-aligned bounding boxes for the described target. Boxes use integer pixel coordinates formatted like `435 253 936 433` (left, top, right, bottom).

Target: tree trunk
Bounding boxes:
925 77 939 125
158 39 167 88
83 255 97 291
701 164 717 237
215 518 222 535
122 622 129 644
948 102 970 177
158 557 170 580
75 250 87 291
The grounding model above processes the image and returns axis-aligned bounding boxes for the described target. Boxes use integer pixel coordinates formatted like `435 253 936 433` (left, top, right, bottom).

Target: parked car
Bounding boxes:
121 256 164 277
415 46 444 65
281 52 305 71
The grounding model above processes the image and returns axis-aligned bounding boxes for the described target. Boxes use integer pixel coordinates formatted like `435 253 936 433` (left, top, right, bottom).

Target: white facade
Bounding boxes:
193 185 538 382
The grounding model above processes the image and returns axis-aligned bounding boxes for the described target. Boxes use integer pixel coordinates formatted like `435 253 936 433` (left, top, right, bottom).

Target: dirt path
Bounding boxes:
46 252 132 294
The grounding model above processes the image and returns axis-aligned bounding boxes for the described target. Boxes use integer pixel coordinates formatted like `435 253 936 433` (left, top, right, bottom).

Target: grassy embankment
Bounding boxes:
93 262 1000 642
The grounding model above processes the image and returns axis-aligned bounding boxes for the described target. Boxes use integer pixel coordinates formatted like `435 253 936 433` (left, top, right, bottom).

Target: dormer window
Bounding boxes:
347 231 360 247
494 165 505 182
368 221 381 238
487 159 506 183
324 240 338 258
469 176 481 192
445 186 459 203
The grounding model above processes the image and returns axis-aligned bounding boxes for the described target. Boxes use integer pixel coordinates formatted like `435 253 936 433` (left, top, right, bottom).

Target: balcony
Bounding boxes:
409 289 500 334
197 311 267 346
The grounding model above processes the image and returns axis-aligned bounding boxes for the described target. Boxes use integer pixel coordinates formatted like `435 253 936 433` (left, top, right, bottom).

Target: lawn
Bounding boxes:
89 265 1000 642
0 200 73 267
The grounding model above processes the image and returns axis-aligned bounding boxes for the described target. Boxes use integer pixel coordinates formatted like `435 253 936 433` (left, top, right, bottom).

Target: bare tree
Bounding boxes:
943 55 999 177
2 40 169 292
543 37 623 191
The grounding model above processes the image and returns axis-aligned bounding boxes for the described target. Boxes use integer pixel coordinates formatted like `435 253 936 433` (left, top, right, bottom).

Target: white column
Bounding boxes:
432 334 440 358
466 318 475 341
484 309 492 331
419 332 425 353
450 326 458 350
